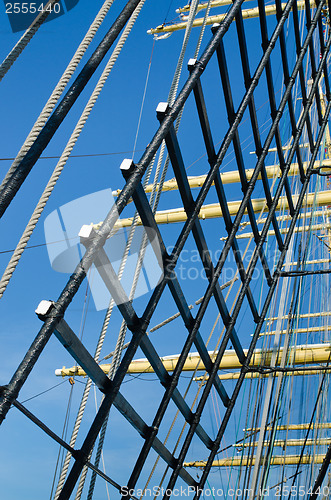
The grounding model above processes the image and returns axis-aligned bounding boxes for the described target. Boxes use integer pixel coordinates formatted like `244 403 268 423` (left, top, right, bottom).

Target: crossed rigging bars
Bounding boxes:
0 0 331 498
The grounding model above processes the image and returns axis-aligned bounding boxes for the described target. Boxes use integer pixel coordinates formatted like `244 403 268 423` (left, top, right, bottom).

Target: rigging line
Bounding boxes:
313 231 331 250
0 0 57 81
260 252 305 493
20 380 67 404
0 149 145 161
50 381 75 500
0 0 117 191
0 2 143 302
163 0 175 24
132 38 155 161
147 197 271 494
147 313 223 500
92 385 111 500
52 268 92 499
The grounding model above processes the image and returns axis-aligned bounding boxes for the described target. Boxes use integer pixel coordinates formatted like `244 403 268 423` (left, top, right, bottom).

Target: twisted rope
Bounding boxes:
0 1 144 301
0 0 115 189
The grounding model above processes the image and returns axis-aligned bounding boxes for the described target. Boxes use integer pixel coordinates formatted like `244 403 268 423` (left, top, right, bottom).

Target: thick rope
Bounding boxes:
0 0 57 81
0 2 146 301
0 0 115 189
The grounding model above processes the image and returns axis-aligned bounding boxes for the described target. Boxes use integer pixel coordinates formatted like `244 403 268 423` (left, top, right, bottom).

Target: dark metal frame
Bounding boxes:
1 0 331 498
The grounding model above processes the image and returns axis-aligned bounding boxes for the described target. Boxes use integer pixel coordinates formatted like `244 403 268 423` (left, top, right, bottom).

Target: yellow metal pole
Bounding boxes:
148 0 315 34
96 190 331 231
246 423 331 431
112 160 331 197
233 438 331 447
56 342 331 376
176 0 238 14
194 366 331 381
184 454 326 467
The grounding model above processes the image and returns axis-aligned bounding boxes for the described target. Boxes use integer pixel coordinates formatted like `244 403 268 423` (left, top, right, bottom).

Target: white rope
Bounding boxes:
0 0 57 81
0 1 145 301
0 0 116 189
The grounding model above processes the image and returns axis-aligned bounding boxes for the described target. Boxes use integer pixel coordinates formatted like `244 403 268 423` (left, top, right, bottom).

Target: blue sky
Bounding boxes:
0 0 327 498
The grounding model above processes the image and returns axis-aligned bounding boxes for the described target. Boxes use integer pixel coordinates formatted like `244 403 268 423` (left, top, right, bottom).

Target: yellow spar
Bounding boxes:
96 189 331 231
184 454 328 467
56 342 331 377
148 0 316 34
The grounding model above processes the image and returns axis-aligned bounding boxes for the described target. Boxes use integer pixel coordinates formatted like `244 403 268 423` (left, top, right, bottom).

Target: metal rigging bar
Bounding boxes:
120 160 230 404
231 10 286 248
80 228 222 434
257 0 298 208
214 33 284 267
5 397 140 499
0 0 144 219
292 0 315 151
35 302 197 495
1 0 330 498
156 104 246 360
275 0 306 182
188 59 260 322
316 0 331 100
